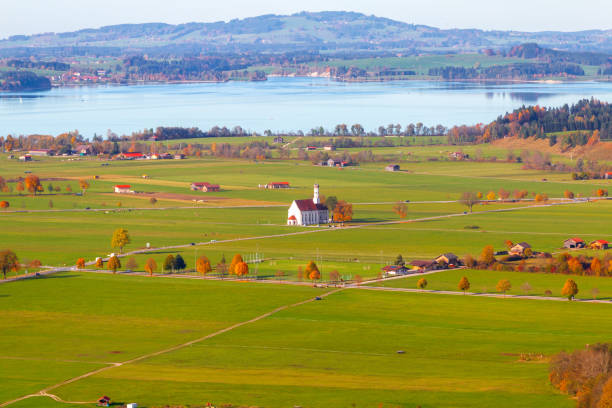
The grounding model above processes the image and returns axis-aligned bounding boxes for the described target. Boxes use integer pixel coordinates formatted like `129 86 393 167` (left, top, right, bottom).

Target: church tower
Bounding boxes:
313 184 320 204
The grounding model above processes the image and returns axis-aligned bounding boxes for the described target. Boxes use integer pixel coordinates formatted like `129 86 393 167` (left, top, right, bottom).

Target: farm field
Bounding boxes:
5 273 612 407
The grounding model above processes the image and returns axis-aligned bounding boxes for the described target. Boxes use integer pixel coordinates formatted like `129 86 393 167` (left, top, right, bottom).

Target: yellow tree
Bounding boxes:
458 276 470 295
333 201 353 223
561 279 579 301
144 258 157 276
598 376 612 408
591 258 602 276
111 228 131 253
76 258 85 269
496 279 511 297
486 191 496 201
479 245 496 266
95 257 104 268
417 278 427 289
25 174 41 195
235 261 249 277
78 179 90 195
229 254 244 274
305 260 320 281
16 181 24 195
196 256 212 275
564 190 575 199
107 255 121 274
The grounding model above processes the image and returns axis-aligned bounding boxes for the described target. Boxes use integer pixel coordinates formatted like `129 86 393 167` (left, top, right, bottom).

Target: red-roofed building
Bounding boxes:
605 172 612 180
563 238 585 249
287 184 329 226
590 240 609 250
266 182 290 189
114 185 132 193
121 152 145 160
191 182 220 192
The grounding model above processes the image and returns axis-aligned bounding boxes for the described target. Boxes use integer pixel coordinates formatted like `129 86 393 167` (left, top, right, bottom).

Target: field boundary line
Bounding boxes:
0 289 343 407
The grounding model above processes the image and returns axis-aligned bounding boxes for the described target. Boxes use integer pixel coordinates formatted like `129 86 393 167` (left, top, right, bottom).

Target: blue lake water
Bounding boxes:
1 77 612 137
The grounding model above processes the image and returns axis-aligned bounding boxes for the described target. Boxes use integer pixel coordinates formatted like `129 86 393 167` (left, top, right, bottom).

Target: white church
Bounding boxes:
287 184 329 226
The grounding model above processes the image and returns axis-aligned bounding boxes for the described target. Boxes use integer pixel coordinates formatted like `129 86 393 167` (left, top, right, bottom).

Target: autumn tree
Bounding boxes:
125 256 138 271
95 257 104 268
0 201 9 209
496 279 511 296
0 250 19 279
107 255 121 274
417 278 428 289
111 228 131 253
28 259 42 269
460 192 480 213
163 254 175 273
458 276 470 294
235 261 249 277
393 202 407 218
149 197 157 205
591 258 603 276
333 201 353 222
564 190 575 199
498 188 510 201
76 257 86 269
25 174 41 195
305 261 320 281
196 256 212 275
16 181 24 195
144 258 157 276
562 279 579 300
486 191 496 201
329 269 340 283
354 274 363 285
229 254 244 274
598 376 612 408
504 240 514 249
479 245 496 266
78 179 90 195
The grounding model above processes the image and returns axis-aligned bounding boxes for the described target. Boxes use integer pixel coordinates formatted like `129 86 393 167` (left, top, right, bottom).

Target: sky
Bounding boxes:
1 0 611 39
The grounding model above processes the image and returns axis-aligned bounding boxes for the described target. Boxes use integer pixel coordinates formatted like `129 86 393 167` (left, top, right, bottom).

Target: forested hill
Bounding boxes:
0 71 51 91
1 11 612 57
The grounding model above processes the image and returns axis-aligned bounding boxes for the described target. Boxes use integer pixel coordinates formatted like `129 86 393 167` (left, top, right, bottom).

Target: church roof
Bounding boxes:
294 199 328 212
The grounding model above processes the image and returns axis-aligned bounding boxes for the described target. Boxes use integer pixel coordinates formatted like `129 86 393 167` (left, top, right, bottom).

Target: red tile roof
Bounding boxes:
294 199 327 212
269 182 290 185
115 185 131 188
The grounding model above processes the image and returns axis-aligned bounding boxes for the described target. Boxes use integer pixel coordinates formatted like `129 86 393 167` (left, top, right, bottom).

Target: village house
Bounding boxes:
510 242 532 256
410 260 437 271
434 253 460 267
324 145 336 151
563 238 586 249
119 152 145 160
19 154 32 162
449 151 468 160
28 149 54 156
174 154 186 160
327 159 348 168
191 182 220 192
114 185 132 193
606 172 612 180
265 182 290 189
75 144 92 156
590 240 609 250
287 184 329 226
307 146 317 151
381 265 410 276
385 164 400 172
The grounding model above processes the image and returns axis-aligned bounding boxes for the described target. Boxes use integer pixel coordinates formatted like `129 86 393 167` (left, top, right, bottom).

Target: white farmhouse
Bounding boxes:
287 184 329 226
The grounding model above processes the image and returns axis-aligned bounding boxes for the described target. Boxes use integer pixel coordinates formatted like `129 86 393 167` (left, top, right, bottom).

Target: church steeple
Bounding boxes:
313 184 320 204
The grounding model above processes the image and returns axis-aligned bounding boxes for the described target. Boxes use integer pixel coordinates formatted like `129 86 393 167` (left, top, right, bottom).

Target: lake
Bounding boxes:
1 77 612 137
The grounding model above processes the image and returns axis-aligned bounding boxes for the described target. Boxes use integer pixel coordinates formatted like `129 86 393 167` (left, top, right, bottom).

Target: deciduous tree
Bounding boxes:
0 201 9 209
95 257 104 268
460 192 480 213
173 254 186 272
305 261 320 281
393 202 407 218
333 200 353 222
144 258 157 276
163 254 175 273
479 245 496 266
458 276 470 294
496 279 511 296
125 256 138 271
0 250 19 279
78 179 90 195
562 279 579 300
76 258 85 269
111 228 131 253
235 261 249 277
107 255 121 274
25 174 41 195
417 278 428 289
229 254 243 274
196 256 212 275
486 191 496 201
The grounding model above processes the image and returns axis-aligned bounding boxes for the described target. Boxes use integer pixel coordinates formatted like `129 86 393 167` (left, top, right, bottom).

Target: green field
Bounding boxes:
2 145 612 407
6 272 612 407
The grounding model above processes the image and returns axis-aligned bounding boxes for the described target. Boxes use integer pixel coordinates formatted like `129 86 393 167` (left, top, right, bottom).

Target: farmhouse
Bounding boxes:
381 265 410 276
410 260 437 271
120 152 145 160
327 159 348 167
510 242 531 256
19 154 32 162
114 185 132 193
385 164 400 172
563 238 586 249
435 253 460 267
75 144 92 156
265 182 290 189
590 240 609 250
287 184 329 226
191 182 220 192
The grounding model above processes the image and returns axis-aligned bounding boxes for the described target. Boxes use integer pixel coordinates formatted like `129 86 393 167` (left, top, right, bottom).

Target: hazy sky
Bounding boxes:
2 0 611 39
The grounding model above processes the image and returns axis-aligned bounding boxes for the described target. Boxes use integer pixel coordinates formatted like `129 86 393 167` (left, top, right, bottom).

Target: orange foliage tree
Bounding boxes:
25 174 41 195
0 201 9 209
235 261 249 277
392 202 407 218
229 254 243 274
333 201 353 222
76 258 86 269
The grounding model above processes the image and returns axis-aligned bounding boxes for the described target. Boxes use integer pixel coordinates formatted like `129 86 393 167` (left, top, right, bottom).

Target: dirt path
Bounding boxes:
0 288 343 407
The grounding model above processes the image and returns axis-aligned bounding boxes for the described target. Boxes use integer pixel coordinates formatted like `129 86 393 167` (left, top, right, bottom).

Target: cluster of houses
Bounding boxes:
190 182 220 192
385 164 400 172
563 237 609 250
116 152 185 160
382 253 461 276
318 158 350 167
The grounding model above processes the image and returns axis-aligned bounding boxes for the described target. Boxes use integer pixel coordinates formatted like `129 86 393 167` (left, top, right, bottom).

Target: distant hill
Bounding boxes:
1 11 611 57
